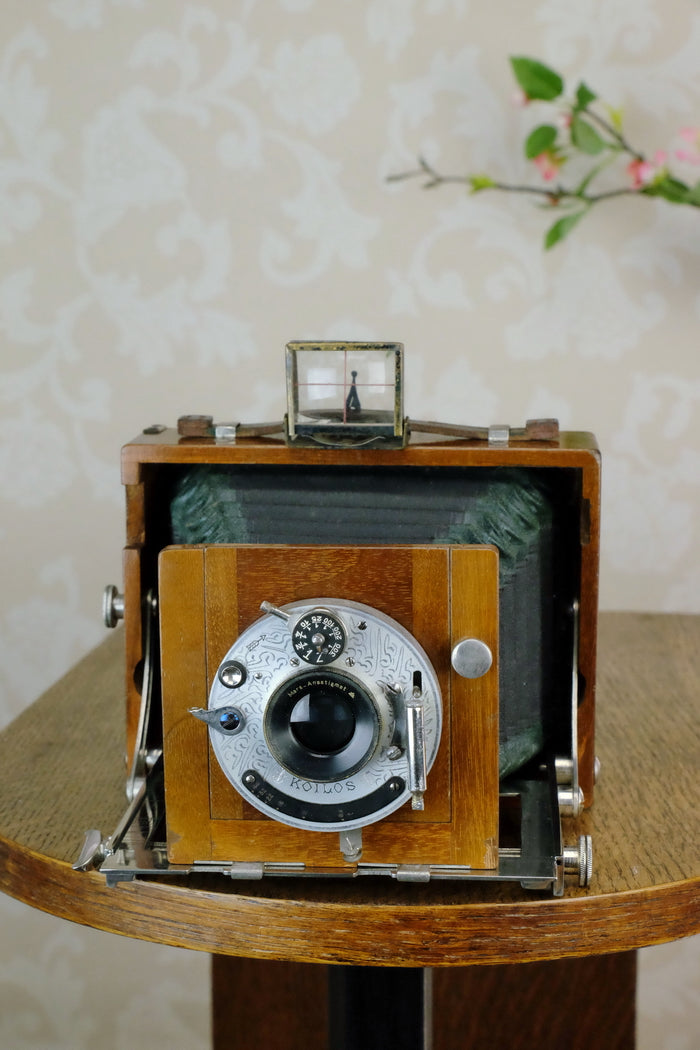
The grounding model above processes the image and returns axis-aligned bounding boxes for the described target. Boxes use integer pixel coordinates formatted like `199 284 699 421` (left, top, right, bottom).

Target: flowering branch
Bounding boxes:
389 56 700 249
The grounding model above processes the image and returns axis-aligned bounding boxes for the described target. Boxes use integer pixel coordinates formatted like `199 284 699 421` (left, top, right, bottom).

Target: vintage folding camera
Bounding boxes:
76 342 600 894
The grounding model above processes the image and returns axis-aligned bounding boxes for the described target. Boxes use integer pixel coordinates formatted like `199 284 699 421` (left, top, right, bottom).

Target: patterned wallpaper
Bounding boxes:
0 1 698 1046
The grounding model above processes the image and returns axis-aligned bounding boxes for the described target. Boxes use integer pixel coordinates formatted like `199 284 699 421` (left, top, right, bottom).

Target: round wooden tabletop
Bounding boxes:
0 612 697 967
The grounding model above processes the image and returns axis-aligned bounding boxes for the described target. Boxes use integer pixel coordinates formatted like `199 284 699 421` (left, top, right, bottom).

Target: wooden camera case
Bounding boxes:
113 416 600 887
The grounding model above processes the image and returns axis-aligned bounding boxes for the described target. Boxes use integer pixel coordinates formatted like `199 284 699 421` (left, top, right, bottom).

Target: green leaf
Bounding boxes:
685 180 700 206
544 209 587 249
524 124 558 159
575 82 597 110
468 174 496 193
571 115 607 155
643 176 691 204
510 56 564 101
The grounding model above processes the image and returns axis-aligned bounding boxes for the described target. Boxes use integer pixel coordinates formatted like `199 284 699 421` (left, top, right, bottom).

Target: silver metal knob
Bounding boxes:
218 660 247 689
451 638 493 679
103 584 125 628
558 785 585 818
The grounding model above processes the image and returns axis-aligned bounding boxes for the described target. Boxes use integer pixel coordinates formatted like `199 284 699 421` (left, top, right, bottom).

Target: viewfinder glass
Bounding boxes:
285 342 404 445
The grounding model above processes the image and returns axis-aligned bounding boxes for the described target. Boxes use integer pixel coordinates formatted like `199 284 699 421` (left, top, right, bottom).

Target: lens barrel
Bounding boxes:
264 669 380 782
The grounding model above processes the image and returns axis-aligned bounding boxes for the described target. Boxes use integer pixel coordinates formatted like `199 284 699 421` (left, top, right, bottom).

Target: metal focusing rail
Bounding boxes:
74 756 591 894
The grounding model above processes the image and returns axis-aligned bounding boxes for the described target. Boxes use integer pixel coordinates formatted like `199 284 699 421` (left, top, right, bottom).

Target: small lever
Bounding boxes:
73 829 107 872
260 601 290 622
190 707 245 734
406 675 427 810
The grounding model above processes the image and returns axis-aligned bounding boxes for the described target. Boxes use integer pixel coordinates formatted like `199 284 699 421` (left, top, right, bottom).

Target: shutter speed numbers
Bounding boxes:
292 609 347 665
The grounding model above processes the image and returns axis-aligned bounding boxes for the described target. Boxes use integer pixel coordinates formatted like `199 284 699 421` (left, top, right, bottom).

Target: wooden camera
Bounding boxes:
77 343 600 894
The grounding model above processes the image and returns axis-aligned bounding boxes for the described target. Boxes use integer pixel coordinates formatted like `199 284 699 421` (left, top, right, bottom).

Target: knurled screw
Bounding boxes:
563 835 593 886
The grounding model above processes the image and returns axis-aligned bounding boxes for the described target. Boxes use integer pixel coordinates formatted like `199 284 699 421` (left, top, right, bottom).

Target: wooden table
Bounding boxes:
1 613 698 1049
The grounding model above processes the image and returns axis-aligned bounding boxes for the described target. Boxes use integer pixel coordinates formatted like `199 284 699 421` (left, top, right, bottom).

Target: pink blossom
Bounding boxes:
511 88 530 108
627 152 666 189
533 151 562 181
627 159 654 188
675 126 700 165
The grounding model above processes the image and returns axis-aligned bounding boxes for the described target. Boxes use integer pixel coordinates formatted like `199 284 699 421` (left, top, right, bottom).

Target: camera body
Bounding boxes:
86 344 600 893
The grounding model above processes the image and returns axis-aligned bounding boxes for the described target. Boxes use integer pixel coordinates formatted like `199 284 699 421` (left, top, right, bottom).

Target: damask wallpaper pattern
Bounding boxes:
0 1 698 1046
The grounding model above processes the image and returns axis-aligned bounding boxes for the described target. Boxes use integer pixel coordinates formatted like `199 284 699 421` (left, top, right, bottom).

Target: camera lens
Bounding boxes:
264 669 380 782
290 688 356 754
